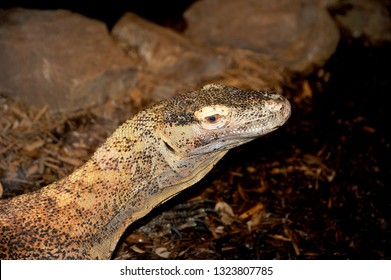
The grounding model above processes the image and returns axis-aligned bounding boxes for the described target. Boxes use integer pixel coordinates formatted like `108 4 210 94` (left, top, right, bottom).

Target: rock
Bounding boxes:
0 9 137 113
332 0 391 44
184 0 340 73
112 12 285 100
112 12 225 100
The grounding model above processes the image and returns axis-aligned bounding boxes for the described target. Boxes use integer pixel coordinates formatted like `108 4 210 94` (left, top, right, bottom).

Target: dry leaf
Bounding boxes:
130 245 146 254
155 247 170 258
215 201 235 225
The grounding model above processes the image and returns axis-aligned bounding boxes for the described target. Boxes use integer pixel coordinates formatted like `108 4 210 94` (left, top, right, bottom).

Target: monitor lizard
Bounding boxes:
0 84 291 259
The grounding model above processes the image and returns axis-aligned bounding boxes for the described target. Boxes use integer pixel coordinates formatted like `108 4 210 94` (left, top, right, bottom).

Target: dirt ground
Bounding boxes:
1 34 390 259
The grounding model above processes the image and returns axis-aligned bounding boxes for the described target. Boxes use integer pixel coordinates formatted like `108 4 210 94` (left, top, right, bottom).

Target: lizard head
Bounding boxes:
93 84 291 232
158 84 291 160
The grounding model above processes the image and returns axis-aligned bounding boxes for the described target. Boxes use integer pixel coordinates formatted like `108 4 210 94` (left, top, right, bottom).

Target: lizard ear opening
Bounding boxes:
195 106 231 130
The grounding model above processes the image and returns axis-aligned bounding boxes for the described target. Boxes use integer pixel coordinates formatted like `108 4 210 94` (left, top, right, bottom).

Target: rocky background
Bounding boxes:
0 0 390 259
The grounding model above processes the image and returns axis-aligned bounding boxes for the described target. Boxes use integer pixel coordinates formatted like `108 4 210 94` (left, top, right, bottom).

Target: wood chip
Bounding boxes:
32 105 48 123
302 80 313 98
237 184 248 201
26 164 39 177
246 166 257 173
362 125 376 133
10 106 29 120
239 203 265 220
270 234 291 242
62 147 88 159
23 139 45 152
58 155 84 167
44 161 61 171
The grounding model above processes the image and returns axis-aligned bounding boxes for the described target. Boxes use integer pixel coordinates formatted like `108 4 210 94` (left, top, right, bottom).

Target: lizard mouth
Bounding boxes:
188 115 289 156
224 117 282 138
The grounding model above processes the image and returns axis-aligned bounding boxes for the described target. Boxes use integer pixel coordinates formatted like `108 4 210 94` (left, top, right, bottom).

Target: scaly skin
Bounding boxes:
0 84 291 259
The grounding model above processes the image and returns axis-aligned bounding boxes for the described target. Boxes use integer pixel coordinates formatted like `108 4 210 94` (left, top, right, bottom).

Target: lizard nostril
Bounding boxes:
269 102 283 112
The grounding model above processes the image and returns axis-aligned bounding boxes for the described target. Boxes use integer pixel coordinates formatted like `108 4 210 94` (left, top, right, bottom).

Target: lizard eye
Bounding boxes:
205 114 220 123
195 106 231 130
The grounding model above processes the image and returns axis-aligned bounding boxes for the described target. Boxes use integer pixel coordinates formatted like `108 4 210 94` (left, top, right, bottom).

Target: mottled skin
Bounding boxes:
0 84 291 259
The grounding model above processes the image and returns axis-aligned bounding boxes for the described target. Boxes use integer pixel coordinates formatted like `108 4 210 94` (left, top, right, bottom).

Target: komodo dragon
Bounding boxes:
0 84 291 259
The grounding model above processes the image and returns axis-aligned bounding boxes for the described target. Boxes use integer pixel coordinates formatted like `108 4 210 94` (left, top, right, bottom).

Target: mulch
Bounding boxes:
1 39 389 260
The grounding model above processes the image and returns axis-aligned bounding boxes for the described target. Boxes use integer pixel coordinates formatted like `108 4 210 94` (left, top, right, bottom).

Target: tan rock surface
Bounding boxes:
0 9 137 112
184 0 340 73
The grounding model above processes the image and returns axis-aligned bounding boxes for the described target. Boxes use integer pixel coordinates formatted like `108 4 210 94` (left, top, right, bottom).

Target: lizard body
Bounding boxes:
0 84 291 259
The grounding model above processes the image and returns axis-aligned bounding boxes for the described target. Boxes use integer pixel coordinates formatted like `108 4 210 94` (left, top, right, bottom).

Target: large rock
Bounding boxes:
0 9 137 112
333 0 391 44
112 12 225 100
112 12 285 100
184 0 340 73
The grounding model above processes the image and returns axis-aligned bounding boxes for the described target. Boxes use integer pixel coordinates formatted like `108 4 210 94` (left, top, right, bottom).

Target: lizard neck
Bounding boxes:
52 118 163 259
2 113 224 259
1 118 161 259
81 115 227 258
